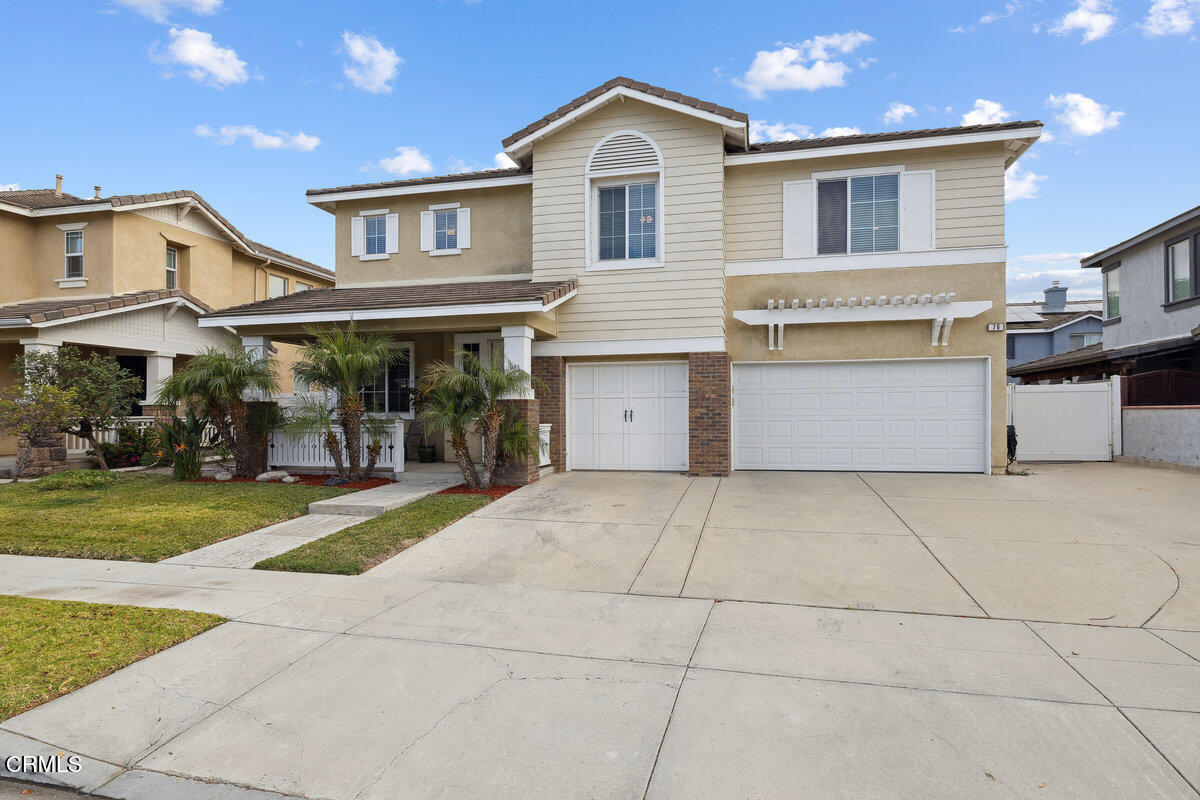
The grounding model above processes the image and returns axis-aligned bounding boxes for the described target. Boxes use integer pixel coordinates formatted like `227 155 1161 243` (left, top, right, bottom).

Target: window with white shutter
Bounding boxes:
421 204 469 255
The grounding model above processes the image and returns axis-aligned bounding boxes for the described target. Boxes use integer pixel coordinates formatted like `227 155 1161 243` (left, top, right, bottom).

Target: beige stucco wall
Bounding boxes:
0 215 37 305
329 185 532 287
17 213 118 300
724 143 1007 262
530 98 727 343
726 262 1008 470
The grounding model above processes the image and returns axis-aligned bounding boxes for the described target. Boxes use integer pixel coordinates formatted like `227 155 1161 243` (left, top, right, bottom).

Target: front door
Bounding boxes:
569 363 688 471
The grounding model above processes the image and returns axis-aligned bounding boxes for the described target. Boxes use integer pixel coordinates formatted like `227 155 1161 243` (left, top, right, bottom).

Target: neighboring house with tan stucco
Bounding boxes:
0 181 334 458
200 77 1041 480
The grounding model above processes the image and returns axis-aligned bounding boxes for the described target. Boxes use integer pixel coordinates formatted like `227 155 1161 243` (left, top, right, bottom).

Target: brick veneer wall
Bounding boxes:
688 351 731 477
532 356 565 472
495 397 541 485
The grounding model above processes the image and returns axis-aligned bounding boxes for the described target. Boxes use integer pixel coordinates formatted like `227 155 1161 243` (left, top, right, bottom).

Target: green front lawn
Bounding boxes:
254 493 491 575
0 595 223 721
0 474 349 562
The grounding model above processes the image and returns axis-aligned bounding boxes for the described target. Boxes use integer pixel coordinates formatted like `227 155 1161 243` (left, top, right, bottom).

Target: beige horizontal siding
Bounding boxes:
724 143 1008 262
531 98 726 342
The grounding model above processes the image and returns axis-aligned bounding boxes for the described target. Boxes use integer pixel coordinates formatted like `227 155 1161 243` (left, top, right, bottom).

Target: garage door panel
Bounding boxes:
734 359 987 473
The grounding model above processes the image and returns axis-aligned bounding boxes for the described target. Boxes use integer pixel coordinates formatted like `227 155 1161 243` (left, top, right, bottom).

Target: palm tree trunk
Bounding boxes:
362 438 382 480
322 430 345 477
339 403 362 480
450 433 482 489
478 411 501 489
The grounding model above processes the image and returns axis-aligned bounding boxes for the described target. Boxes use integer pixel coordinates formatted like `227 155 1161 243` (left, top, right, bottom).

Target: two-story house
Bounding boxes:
201 77 1041 480
0 181 334 460
1005 281 1102 381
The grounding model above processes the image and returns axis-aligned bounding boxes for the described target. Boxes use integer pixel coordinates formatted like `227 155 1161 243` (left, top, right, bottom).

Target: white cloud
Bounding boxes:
980 1 1024 24
734 31 874 98
1012 252 1093 265
374 146 433 176
1005 163 1046 202
749 120 814 142
114 0 221 23
1046 92 1123 136
0 183 18 191
494 152 518 169
194 124 319 151
1005 264 1101 301
1142 0 1200 35
882 101 916 125
961 98 1012 126
154 27 247 87
1050 0 1117 42
820 126 863 137
341 32 402 94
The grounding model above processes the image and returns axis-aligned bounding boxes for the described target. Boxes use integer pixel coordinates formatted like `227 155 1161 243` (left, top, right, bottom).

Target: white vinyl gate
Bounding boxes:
1006 377 1121 461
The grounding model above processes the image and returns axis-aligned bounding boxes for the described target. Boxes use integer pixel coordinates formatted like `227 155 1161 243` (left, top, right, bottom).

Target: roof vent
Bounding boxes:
586 131 662 177
54 174 63 197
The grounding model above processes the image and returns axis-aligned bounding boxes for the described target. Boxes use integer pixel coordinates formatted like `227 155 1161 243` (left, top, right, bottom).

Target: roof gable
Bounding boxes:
501 77 749 162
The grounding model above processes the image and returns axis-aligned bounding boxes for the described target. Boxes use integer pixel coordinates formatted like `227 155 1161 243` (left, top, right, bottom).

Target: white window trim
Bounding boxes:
267 274 289 298
430 207 461 255
54 277 88 288
453 331 504 370
363 213 389 258
1103 267 1120 319
814 168 903 257
165 246 178 289
63 229 84 279
584 130 666 272
585 175 665 271
361 340 416 419
55 221 89 231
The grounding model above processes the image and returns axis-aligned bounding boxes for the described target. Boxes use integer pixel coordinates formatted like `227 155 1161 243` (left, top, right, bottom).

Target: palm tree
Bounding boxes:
291 324 401 481
418 351 541 489
157 341 278 477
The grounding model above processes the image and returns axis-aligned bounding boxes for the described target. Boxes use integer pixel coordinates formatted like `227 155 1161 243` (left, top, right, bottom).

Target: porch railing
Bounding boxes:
268 418 407 474
66 417 218 454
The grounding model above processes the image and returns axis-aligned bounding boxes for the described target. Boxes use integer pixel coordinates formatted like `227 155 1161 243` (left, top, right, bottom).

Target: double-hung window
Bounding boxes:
435 209 458 251
364 215 387 256
165 247 178 289
64 231 84 278
817 173 899 255
598 182 657 262
1166 232 1196 304
1104 267 1120 318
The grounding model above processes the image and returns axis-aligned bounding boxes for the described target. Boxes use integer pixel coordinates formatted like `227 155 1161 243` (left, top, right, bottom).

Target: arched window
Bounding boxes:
585 131 664 269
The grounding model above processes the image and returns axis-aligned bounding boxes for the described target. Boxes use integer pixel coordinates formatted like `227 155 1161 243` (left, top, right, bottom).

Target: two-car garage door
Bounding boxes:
733 359 989 473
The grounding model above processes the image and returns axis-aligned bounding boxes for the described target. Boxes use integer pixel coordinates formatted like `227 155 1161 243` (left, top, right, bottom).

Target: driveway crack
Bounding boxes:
1140 550 1182 628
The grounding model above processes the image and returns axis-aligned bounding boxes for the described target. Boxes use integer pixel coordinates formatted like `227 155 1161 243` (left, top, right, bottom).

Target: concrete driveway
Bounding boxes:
2 463 1198 799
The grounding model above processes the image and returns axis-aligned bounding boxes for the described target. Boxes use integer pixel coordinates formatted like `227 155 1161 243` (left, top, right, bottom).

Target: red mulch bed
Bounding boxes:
192 474 395 490
437 483 521 499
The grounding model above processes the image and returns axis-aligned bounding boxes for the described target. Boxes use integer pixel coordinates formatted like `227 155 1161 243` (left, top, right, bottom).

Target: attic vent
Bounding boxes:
586 131 662 177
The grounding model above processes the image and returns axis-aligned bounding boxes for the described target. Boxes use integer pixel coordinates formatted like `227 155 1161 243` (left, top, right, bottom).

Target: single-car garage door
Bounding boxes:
569 363 688 471
733 358 988 473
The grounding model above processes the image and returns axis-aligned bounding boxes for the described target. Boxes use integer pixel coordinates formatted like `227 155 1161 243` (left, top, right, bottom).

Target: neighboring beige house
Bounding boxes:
201 77 1040 480
0 181 334 458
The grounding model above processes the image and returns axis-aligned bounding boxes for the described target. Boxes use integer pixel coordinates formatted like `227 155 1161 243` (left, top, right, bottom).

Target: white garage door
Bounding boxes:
734 359 988 473
569 363 688 471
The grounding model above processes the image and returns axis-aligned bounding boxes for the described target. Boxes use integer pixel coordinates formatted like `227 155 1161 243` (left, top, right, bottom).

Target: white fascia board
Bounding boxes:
307 175 532 206
724 127 1043 166
727 246 1007 276
503 86 748 160
249 251 333 282
0 317 30 328
734 301 993 326
199 289 577 328
532 335 725 357
31 296 208 329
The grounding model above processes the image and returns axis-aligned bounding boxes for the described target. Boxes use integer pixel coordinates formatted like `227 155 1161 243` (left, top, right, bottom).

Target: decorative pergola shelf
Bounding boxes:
732 293 994 350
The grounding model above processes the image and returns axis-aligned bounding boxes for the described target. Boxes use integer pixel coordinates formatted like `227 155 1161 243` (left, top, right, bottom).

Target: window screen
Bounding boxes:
435 209 458 251
365 215 387 255
849 174 899 253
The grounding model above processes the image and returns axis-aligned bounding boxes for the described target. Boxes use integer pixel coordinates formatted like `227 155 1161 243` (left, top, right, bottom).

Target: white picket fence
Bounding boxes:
269 418 408 474
65 417 219 454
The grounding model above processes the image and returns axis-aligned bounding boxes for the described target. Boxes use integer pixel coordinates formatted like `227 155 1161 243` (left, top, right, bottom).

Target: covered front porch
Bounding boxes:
198 279 576 482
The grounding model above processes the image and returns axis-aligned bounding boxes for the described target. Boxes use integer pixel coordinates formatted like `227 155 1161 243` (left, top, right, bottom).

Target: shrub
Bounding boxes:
91 425 158 469
156 412 208 481
35 469 128 492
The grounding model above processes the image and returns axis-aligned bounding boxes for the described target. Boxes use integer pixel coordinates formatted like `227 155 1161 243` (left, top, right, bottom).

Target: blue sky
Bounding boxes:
1 0 1196 301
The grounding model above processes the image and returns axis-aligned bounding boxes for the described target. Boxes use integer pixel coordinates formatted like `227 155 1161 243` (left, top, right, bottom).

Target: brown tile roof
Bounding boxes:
203 279 577 319
501 77 749 149
0 188 332 280
744 120 1042 154
0 289 211 325
306 168 529 198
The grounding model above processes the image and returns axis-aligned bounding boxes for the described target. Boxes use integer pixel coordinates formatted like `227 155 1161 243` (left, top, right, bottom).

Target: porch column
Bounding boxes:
16 339 66 477
497 325 539 485
241 336 271 400
500 325 534 399
143 352 174 410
